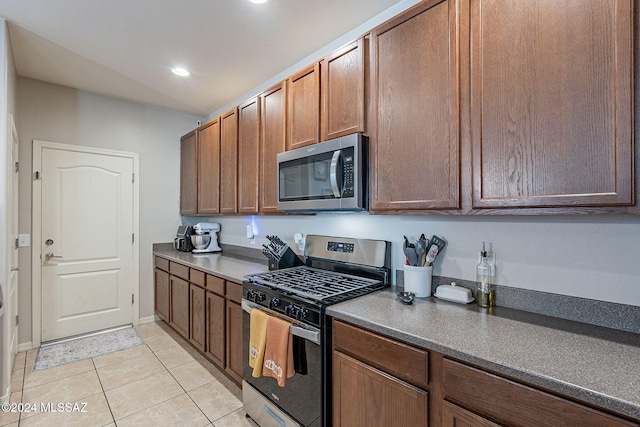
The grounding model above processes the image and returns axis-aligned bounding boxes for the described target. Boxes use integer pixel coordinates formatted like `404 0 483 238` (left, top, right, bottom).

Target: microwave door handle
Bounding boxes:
330 149 342 198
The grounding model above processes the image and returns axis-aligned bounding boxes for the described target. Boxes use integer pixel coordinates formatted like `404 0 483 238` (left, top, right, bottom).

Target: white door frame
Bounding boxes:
31 140 140 347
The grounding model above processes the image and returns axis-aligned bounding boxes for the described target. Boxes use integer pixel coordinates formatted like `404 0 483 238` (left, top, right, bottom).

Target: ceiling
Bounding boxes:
0 0 406 117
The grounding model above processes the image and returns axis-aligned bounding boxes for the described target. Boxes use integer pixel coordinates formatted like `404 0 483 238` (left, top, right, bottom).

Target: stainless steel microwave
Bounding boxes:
277 133 368 212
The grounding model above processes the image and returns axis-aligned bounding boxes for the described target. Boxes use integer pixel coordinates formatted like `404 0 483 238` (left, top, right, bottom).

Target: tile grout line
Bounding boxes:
92 357 117 427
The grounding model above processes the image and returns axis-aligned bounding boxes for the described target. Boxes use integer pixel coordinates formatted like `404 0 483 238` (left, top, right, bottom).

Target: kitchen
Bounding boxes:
1 0 640 426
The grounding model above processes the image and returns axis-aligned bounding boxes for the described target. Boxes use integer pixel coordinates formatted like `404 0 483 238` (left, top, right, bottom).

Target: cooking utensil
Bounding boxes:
416 234 428 266
424 244 439 266
424 235 446 265
404 245 418 266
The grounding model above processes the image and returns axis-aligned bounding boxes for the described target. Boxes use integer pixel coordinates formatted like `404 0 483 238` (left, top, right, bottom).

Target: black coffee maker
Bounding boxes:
174 225 195 252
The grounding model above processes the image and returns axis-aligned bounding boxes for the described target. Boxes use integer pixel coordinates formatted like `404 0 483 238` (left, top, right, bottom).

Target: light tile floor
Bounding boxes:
1 321 257 427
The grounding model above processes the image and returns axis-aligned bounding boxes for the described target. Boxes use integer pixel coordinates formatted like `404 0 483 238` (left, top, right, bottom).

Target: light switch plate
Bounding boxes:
18 234 30 247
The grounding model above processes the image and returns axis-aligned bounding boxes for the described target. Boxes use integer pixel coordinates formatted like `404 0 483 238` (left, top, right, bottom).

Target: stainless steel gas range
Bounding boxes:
242 235 391 427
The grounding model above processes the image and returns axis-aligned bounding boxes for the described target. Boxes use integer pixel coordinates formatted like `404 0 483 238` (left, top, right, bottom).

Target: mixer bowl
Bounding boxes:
191 234 211 250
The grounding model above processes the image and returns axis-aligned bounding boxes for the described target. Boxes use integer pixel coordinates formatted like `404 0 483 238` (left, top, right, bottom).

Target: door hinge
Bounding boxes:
35 170 42 180
15 315 19 326
15 238 19 249
132 173 135 183
132 233 135 244
14 161 19 173
132 294 135 304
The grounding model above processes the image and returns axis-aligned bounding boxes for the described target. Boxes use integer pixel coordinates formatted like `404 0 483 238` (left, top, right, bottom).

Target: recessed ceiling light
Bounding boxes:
171 67 190 77
249 0 268 3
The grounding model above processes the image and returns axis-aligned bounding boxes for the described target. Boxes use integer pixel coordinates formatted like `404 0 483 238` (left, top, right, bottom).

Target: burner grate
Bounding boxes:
245 266 382 302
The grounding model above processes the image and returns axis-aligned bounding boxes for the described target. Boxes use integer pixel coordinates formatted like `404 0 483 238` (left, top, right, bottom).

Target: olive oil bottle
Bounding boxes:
476 242 495 308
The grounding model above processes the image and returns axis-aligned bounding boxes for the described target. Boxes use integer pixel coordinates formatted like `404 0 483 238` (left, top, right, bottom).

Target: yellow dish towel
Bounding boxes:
249 309 269 378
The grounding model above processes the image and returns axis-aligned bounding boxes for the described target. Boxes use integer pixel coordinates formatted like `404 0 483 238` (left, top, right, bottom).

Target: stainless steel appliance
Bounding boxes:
174 225 194 252
242 235 391 427
191 222 222 253
277 133 367 212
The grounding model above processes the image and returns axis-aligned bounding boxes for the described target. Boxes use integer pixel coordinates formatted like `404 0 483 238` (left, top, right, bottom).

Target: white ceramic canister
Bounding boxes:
403 265 433 297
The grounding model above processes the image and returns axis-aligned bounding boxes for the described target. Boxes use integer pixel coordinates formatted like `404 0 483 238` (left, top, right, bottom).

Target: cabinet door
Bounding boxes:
189 284 206 352
169 276 189 339
260 82 287 213
197 118 220 215
220 108 238 213
179 130 198 215
471 0 633 208
333 350 428 426
321 38 365 141
442 401 502 427
287 63 320 150
238 97 260 213
370 0 460 211
225 299 243 384
154 268 169 322
206 291 225 368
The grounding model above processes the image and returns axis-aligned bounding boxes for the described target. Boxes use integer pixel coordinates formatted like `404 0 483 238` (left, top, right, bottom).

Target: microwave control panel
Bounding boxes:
343 148 355 197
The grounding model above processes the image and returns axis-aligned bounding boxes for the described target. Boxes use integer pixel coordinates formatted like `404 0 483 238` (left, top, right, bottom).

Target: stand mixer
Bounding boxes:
191 223 222 253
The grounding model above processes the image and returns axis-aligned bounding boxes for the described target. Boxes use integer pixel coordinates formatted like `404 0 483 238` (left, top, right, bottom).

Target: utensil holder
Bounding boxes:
403 265 433 297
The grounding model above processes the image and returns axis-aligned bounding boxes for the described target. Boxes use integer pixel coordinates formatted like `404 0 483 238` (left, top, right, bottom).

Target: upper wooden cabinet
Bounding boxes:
197 118 220 215
238 97 261 213
321 38 366 141
179 130 198 215
470 0 634 209
370 0 460 211
220 108 238 214
287 63 321 150
260 81 287 213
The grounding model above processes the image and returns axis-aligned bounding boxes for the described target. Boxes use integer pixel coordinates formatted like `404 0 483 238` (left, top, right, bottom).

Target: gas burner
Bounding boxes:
245 266 382 302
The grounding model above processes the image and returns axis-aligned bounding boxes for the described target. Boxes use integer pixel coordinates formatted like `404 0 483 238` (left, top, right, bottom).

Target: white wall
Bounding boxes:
0 18 17 402
16 77 204 345
189 214 640 307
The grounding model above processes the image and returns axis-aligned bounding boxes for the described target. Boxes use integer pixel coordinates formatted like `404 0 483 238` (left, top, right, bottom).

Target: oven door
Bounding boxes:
242 299 322 427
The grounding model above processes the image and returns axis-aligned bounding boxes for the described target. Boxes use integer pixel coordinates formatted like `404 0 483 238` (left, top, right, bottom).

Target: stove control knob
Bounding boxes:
269 298 281 309
284 304 295 317
257 292 266 302
296 308 309 320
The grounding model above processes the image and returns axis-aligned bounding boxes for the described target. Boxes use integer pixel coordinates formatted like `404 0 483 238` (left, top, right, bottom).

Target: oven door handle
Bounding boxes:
242 299 321 345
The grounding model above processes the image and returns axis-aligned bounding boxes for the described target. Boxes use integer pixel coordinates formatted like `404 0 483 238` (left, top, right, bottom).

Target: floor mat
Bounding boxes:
32 327 144 372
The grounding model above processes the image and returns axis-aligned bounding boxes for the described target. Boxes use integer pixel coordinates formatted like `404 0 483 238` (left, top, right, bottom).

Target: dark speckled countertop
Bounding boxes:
153 246 268 283
327 289 640 421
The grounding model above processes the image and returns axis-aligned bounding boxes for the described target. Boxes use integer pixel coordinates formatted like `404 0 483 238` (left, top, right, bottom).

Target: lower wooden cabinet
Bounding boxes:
154 257 245 386
225 281 244 384
441 401 501 427
189 284 206 352
206 290 225 367
333 350 429 426
154 268 169 322
331 319 639 427
169 276 189 338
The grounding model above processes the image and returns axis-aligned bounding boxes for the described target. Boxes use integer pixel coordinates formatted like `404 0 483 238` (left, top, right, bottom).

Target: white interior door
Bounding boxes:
39 143 136 342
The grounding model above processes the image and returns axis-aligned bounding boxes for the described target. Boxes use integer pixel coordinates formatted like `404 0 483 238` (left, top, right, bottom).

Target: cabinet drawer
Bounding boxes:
190 269 206 288
206 274 225 296
169 262 189 281
155 256 169 272
333 320 428 390
442 358 637 427
226 281 243 303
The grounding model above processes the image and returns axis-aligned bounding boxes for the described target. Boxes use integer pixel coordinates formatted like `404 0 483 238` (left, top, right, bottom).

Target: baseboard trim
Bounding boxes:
138 315 159 325
1 385 9 404
18 342 34 352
